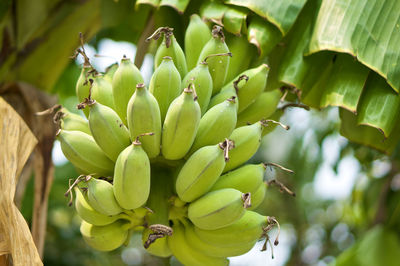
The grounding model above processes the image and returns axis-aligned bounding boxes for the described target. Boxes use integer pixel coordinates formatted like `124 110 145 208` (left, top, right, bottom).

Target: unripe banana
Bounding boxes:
80 220 131 251
84 177 123 216
223 121 265 173
197 26 231 94
208 75 248 110
188 188 251 230
237 89 282 127
113 137 151 210
57 130 114 176
161 86 201 160
88 101 131 161
236 64 270 113
248 184 266 210
74 187 122 226
91 75 115 110
194 210 268 246
149 56 182 122
58 107 91 135
76 65 92 117
185 14 211 71
225 34 256 82
127 84 161 158
167 222 228 266
176 139 234 202
185 222 257 258
181 63 212 115
149 27 187 78
211 163 266 194
112 56 144 125
104 63 118 83
189 97 237 154
142 169 174 258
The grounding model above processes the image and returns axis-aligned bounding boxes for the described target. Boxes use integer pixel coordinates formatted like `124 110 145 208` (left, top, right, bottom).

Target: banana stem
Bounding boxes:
233 75 249 93
266 179 296 197
261 119 289 130
201 52 232 64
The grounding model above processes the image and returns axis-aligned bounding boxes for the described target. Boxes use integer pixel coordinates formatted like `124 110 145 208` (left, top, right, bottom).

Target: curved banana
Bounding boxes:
237 89 282 127
194 210 268 246
76 65 92 117
185 14 211 71
225 34 256 82
197 25 230 94
74 187 123 226
58 107 91 135
91 75 115 110
167 221 228 266
223 121 264 173
88 101 131 161
84 177 123 216
112 56 144 124
161 86 201 160
236 64 270 113
149 27 187 78
188 188 251 230
80 220 131 251
248 184 267 210
57 130 114 176
113 137 151 210
185 223 257 258
189 97 237 154
208 75 248 110
149 56 182 122
176 139 234 202
211 163 266 194
127 83 161 158
181 63 212 115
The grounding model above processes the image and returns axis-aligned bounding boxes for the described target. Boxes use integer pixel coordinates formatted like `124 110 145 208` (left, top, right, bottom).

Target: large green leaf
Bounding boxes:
224 0 307 35
247 16 282 57
308 0 400 92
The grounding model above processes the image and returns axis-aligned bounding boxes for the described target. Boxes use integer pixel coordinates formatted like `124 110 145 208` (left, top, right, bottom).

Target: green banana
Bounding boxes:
58 107 91 135
84 177 123 216
80 220 131 251
197 25 231 94
113 137 151 210
142 169 174 258
103 63 118 83
149 56 182 122
225 34 256 82
181 62 213 115
236 89 282 127
223 121 268 173
208 74 249 110
76 65 93 117
248 184 266 210
188 188 251 230
167 221 229 266
185 223 257 258
148 27 187 78
185 14 211 71
161 86 201 160
189 97 237 154
176 139 234 202
74 187 124 226
112 56 144 125
87 101 131 161
127 83 161 158
194 210 269 247
236 64 270 113
91 75 115 110
211 163 266 194
57 130 114 176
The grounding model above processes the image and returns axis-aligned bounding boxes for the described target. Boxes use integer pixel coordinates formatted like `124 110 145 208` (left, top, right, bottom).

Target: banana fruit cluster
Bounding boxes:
58 14 293 264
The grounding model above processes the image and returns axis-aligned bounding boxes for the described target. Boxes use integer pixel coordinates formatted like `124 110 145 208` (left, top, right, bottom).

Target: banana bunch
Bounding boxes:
58 14 298 264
